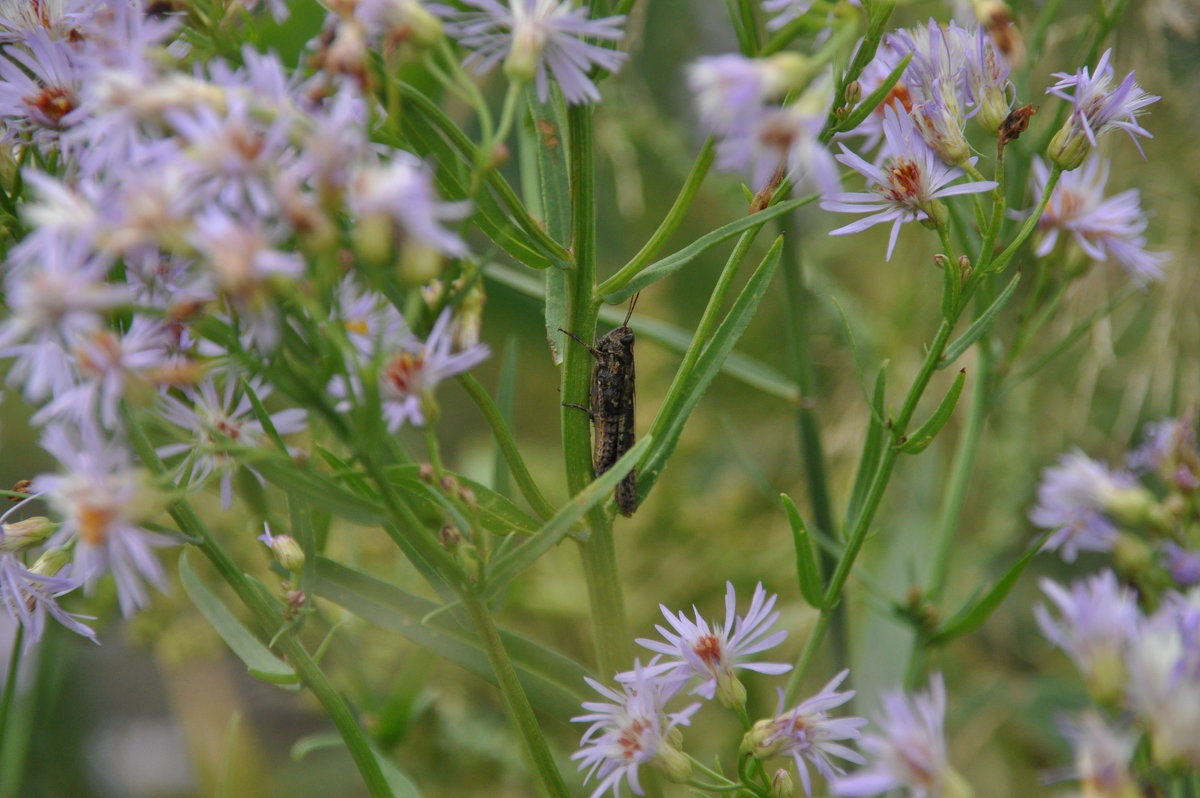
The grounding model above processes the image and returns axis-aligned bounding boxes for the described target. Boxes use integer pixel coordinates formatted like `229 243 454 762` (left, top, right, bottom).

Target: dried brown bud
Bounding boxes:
9 479 31 502
998 103 1037 156
419 463 436 483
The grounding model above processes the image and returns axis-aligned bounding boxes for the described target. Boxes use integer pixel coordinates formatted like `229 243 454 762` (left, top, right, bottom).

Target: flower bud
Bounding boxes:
743 717 785 759
31 545 73 577
0 516 57 553
1101 484 1157 527
268 534 306 573
651 738 692 785
975 85 1012 134
398 242 444 287
715 670 747 709
771 768 794 798
352 213 394 266
914 101 970 166
1047 122 1090 171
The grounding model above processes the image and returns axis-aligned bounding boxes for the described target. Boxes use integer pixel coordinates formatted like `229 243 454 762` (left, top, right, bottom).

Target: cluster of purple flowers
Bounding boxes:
0 1 498 648
1033 416 1200 784
573 582 965 798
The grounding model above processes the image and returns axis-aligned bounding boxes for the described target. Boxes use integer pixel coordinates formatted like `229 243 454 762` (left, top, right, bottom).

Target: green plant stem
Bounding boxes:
778 216 843 661
785 316 956 703
461 592 570 798
0 624 23 755
458 373 556 520
597 138 716 297
564 102 629 678
126 416 394 798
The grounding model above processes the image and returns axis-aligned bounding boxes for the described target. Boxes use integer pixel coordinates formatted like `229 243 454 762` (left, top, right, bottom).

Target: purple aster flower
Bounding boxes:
884 20 971 163
0 552 97 651
1046 49 1159 168
350 153 472 258
688 52 808 138
1028 451 1141 562
354 0 443 44
1125 596 1200 766
445 0 628 105
157 371 308 510
166 91 296 218
820 105 996 260
572 660 700 798
30 317 174 431
0 29 84 142
335 275 409 358
632 581 791 705
1127 414 1197 484
714 71 840 195
1059 712 1138 797
329 307 490 431
0 0 91 41
32 421 173 616
762 0 817 31
746 671 868 796
831 673 967 798
1034 571 1139 700
1030 156 1167 285
961 25 1012 131
1162 543 1200 588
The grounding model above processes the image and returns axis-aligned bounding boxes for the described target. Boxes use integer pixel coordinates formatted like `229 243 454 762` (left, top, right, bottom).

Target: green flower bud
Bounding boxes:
0 517 57 553
771 768 794 798
1047 123 1090 171
267 533 306 573
651 738 692 785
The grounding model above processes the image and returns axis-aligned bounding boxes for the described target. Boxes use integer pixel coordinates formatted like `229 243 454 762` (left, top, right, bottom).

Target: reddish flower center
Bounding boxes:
26 86 76 126
215 418 244 442
386 352 425 396
78 503 116 546
617 718 650 760
692 634 724 668
882 158 924 204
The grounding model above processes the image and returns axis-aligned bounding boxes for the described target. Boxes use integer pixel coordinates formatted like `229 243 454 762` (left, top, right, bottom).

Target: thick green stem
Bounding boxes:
461 592 570 798
564 102 629 678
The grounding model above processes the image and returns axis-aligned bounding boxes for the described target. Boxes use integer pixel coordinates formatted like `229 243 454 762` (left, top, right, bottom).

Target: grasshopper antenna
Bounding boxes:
622 292 640 327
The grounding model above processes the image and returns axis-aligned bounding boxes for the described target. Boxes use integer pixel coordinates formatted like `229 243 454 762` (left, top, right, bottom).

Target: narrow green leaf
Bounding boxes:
312 558 590 721
939 271 1022 369
928 535 1047 645
485 435 653 592
178 550 299 687
246 453 386 525
639 239 783 496
290 736 421 797
600 199 806 302
845 366 886 533
385 464 542 537
545 264 569 365
897 369 966 455
492 337 520 499
487 262 800 402
781 494 825 609
827 54 911 140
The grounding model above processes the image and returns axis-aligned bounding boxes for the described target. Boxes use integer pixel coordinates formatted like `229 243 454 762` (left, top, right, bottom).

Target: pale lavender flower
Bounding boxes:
190 209 304 351
0 0 91 41
747 671 867 796
0 552 97 651
1029 451 1139 562
1162 543 1200 587
1034 571 1139 698
166 91 296 218
1128 415 1196 482
572 661 700 798
831 674 963 798
1031 156 1166 285
292 87 370 194
762 0 817 31
32 422 172 616
446 0 628 105
355 0 442 43
1059 712 1139 797
1046 48 1159 156
31 317 174 430
714 71 839 195
633 581 791 703
884 20 970 163
688 53 806 137
0 238 128 402
350 153 471 257
330 308 490 431
0 29 84 141
335 275 409 358
820 105 996 259
157 372 308 510
1125 597 1200 765
961 25 1012 130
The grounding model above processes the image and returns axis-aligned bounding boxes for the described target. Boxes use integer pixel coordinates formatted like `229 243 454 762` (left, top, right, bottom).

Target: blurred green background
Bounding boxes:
2 0 1198 795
